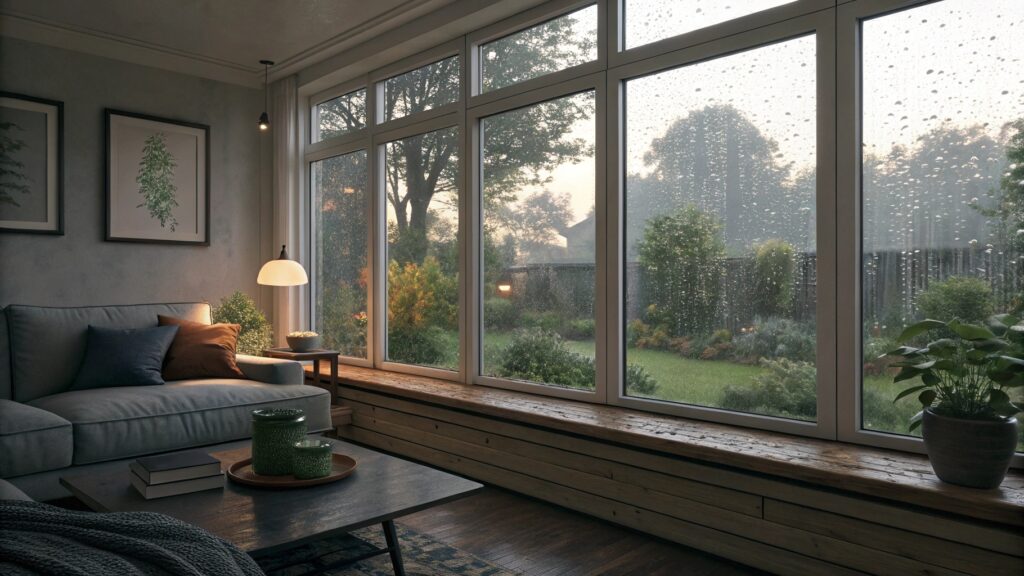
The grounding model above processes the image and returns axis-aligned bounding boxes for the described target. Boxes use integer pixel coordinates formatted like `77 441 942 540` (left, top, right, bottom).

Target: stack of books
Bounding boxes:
129 450 224 499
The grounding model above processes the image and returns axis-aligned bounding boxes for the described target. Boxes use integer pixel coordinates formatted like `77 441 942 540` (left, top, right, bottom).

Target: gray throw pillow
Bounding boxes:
69 325 179 390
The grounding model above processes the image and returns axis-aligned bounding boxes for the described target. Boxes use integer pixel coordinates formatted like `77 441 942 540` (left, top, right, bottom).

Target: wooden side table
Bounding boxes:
263 348 341 400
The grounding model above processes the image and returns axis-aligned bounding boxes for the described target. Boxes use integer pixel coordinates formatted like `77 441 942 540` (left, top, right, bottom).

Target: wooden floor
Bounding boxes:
398 486 765 576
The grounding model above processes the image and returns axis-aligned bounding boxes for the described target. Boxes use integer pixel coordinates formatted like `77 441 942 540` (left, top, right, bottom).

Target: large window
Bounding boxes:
480 91 597 390
623 35 817 420
312 150 369 358
480 5 598 93
860 0 1024 448
305 0 1024 459
384 126 461 371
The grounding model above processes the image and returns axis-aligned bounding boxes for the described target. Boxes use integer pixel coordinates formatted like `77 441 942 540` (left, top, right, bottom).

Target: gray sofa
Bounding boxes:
0 302 331 500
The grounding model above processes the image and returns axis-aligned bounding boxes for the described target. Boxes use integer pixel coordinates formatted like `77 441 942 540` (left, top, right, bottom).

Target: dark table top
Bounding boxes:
60 438 482 555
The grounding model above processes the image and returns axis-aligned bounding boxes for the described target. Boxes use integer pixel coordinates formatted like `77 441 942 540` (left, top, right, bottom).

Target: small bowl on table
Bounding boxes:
286 331 321 352
293 439 334 479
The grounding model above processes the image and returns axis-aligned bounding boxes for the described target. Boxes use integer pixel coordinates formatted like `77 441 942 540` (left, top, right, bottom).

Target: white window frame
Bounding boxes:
300 0 1023 463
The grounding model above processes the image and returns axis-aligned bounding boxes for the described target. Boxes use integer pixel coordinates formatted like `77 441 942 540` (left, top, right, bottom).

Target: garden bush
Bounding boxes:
388 325 451 367
637 205 725 337
483 297 519 330
212 291 272 356
720 358 816 419
387 257 458 332
751 239 795 317
498 329 594 389
732 317 815 363
862 335 897 377
519 310 564 332
561 318 596 340
499 329 658 395
318 281 367 358
916 275 993 322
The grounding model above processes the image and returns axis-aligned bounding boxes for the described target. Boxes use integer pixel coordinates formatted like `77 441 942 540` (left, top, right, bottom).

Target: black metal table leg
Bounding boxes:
382 519 405 576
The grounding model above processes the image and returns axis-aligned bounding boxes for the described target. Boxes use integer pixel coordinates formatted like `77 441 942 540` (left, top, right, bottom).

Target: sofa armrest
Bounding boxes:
0 478 33 501
235 355 304 385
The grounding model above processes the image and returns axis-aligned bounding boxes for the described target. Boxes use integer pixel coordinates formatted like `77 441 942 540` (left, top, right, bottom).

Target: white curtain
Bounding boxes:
269 75 306 343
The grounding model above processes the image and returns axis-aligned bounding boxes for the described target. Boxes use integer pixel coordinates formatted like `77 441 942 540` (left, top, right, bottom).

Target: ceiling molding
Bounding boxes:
0 0 453 89
0 10 262 87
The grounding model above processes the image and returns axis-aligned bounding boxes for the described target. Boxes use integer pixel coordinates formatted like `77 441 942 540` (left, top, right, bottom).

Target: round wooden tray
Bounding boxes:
226 454 357 488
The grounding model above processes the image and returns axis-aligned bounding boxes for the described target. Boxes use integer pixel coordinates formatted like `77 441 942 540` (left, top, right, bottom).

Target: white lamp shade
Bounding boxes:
257 258 308 286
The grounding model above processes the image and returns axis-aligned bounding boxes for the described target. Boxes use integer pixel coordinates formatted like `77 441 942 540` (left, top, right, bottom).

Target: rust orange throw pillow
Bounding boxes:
158 315 247 380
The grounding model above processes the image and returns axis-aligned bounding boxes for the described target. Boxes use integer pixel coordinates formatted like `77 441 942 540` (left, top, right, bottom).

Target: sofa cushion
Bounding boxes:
0 310 11 401
27 380 331 465
69 325 179 391
158 316 246 380
6 303 210 402
0 400 73 478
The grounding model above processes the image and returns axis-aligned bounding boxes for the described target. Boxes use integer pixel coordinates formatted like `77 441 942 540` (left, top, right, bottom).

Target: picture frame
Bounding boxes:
0 91 64 234
105 109 210 245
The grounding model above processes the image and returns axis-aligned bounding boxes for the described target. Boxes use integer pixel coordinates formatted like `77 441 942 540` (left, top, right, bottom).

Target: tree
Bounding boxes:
638 205 726 337
0 121 30 207
136 132 178 230
978 119 1024 252
316 17 596 266
752 239 796 317
493 189 575 263
626 104 800 255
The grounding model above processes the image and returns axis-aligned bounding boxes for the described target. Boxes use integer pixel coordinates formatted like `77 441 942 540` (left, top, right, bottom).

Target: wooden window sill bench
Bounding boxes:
307 364 1024 575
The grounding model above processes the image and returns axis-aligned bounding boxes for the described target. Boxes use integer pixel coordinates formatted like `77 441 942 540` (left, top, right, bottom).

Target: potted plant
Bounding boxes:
887 315 1022 488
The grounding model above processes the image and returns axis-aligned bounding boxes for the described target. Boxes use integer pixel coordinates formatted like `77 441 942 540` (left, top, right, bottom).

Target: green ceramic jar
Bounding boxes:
251 408 306 476
293 439 334 479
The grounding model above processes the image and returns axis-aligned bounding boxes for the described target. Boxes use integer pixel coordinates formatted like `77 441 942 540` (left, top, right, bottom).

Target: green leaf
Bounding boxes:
921 372 941 386
992 313 1019 327
988 389 1022 417
884 346 924 358
973 338 1009 352
896 320 947 343
996 355 1024 367
894 385 928 403
893 367 922 383
965 349 990 364
908 410 923 432
911 360 937 370
948 320 996 341
918 389 937 407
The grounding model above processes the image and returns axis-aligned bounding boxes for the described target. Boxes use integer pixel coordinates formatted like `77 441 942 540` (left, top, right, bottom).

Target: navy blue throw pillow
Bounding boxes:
69 325 180 390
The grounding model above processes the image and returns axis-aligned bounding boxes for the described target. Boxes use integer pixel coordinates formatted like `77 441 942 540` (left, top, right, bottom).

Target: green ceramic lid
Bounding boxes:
251 408 306 422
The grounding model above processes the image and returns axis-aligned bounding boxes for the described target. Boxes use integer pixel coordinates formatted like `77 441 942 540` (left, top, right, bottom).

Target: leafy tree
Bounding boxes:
638 205 726 337
751 239 795 317
492 189 575 263
916 276 993 323
0 121 30 207
977 119 1024 252
627 104 795 255
136 132 178 230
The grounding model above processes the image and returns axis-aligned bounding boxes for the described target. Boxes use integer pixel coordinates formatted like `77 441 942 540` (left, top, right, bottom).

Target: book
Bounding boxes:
130 470 224 499
132 450 221 485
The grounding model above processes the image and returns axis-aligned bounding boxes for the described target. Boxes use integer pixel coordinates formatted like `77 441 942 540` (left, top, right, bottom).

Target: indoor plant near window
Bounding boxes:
887 315 1023 488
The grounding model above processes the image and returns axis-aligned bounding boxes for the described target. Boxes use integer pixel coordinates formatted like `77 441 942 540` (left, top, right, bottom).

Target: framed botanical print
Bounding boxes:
106 109 210 245
0 92 64 234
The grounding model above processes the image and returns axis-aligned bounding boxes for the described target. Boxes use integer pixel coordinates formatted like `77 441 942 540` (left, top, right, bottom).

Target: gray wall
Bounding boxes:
0 37 272 312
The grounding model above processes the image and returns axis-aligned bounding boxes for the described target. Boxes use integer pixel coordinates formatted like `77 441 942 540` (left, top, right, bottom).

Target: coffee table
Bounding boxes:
60 438 482 575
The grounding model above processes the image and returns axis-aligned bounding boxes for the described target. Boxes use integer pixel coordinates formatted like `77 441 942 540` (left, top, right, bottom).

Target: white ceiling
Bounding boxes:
0 0 456 86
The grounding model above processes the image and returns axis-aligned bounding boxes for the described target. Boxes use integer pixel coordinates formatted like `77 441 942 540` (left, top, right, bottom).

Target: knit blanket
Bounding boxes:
0 500 264 576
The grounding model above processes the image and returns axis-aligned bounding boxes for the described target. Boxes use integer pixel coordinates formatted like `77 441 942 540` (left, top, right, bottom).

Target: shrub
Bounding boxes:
484 298 519 330
732 317 815 363
625 363 659 397
637 205 725 337
562 318 596 340
720 358 816 419
388 324 451 367
751 239 795 317
498 329 594 389
710 329 733 345
916 276 993 323
387 256 458 332
519 310 564 332
319 280 367 358
862 335 897 377
212 291 272 356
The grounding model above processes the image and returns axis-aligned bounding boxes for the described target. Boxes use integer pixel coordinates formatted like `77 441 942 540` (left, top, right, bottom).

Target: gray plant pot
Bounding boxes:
922 407 1018 489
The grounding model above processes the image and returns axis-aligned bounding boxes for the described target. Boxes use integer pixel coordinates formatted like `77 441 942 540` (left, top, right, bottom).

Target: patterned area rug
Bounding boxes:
257 523 518 576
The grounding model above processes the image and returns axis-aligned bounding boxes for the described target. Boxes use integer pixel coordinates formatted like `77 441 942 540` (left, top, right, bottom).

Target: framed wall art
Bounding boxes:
106 109 209 245
0 92 63 234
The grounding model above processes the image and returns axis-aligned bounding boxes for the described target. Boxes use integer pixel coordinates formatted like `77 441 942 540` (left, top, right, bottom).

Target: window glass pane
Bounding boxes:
624 36 817 420
313 89 366 143
383 56 460 122
861 0 1024 448
313 150 369 358
481 5 598 93
481 91 597 390
624 0 795 50
385 126 460 370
